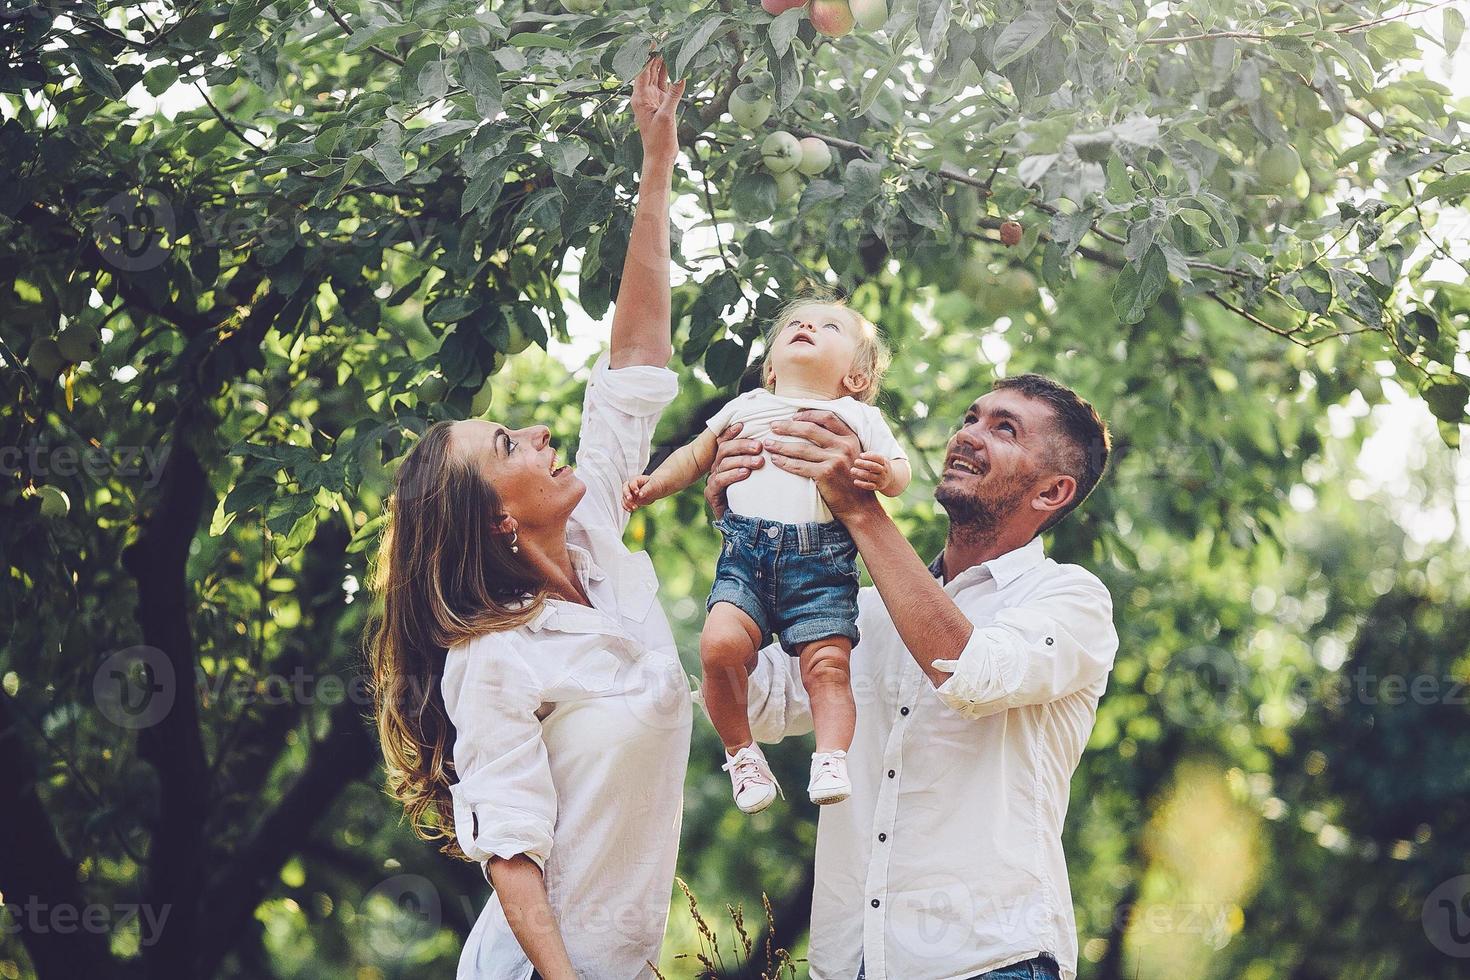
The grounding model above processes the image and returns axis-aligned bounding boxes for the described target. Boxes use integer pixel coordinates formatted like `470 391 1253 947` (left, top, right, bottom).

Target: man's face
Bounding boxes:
935 389 1056 534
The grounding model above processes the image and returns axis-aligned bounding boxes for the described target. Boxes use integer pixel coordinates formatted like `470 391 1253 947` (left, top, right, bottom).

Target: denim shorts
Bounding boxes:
707 511 861 655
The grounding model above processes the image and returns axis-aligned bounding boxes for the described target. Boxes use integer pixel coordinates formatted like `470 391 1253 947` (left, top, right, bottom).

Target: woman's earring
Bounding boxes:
509 529 519 554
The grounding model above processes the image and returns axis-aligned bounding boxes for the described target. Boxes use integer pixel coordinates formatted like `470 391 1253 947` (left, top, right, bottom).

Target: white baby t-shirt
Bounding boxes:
705 388 907 525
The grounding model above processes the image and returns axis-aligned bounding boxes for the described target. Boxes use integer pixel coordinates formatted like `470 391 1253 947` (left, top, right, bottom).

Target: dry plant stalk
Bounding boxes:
657 877 802 979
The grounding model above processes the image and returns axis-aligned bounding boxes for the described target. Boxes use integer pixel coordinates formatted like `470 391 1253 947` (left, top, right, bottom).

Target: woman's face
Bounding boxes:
448 419 585 531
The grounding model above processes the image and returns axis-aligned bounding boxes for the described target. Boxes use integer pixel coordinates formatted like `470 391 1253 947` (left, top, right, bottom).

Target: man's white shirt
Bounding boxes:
743 536 1117 980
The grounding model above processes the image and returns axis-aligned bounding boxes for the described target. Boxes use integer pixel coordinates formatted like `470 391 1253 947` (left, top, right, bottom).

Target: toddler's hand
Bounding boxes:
851 452 892 492
622 475 654 512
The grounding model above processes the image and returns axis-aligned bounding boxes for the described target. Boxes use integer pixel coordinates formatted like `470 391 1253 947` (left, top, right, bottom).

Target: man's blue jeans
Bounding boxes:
856 954 1061 979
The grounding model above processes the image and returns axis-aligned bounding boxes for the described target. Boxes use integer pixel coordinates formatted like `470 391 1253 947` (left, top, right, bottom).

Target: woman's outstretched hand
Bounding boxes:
632 55 685 167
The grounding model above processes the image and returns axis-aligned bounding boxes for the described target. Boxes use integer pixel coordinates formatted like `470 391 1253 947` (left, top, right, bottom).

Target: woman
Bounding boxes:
368 58 691 979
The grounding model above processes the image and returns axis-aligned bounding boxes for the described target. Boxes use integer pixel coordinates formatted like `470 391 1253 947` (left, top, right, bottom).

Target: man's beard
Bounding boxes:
935 472 1033 541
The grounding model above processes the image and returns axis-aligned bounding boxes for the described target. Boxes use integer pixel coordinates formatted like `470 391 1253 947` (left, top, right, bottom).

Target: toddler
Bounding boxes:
622 299 909 811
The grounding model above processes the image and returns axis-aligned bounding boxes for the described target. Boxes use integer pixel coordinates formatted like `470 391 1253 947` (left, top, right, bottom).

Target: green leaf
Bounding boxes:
426 296 481 323
143 64 179 97
732 173 778 222
546 137 589 176
858 49 905 116
417 59 449 100
612 34 653 82
842 158 883 210
411 119 479 147
1447 7 1465 54
1422 379 1469 424
346 23 417 53
458 48 504 118
371 122 406 183
1112 245 1168 324
916 0 952 55
676 15 727 78
461 157 511 215
799 179 845 214
69 48 125 99
705 338 748 387
769 8 804 59
1422 172 1470 204
774 50 801 111
991 9 1053 70
509 33 571 49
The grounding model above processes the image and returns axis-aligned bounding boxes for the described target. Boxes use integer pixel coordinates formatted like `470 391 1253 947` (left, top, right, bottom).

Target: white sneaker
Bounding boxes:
808 750 851 805
722 744 781 814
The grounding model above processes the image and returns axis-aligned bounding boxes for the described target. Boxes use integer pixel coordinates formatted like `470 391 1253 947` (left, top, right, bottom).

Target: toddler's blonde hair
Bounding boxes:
760 293 891 405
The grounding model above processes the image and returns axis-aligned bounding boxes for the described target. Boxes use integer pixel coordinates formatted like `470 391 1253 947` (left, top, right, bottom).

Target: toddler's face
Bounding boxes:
767 304 866 396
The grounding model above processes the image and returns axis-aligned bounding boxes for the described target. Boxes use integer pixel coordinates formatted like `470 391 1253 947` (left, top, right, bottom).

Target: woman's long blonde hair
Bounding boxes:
364 420 549 859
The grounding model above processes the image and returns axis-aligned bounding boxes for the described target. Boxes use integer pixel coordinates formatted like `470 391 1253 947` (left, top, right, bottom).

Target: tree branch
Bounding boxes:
314 0 407 66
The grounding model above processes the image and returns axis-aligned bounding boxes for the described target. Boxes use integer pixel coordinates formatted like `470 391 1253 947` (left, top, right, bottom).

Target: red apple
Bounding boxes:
809 0 854 37
761 0 807 14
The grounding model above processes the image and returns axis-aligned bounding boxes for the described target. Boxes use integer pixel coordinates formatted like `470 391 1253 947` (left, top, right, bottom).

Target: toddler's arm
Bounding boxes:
622 427 720 511
852 454 911 497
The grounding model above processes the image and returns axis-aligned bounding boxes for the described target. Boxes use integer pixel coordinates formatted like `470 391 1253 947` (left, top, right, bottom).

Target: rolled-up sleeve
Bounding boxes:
932 574 1117 719
574 351 680 533
444 637 557 871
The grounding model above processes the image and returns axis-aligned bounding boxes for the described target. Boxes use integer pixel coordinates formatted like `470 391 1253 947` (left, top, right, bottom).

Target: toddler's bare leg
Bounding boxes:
798 637 855 754
701 602 764 754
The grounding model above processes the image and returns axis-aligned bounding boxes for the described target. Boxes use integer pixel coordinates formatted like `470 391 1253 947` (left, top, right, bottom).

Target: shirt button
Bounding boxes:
899 707 909 716
878 832 887 842
871 899 880 908
887 769 895 778
1046 637 1054 645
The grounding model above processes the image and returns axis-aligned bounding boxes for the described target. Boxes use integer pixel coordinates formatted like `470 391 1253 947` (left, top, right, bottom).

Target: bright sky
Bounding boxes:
102 3 1468 546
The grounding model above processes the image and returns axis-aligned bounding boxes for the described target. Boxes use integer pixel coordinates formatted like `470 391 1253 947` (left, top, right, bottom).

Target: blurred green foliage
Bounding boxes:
2 1 1468 978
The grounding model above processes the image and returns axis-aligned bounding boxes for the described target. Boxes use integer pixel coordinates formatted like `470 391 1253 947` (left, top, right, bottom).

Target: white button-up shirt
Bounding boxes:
744 536 1117 980
444 354 693 980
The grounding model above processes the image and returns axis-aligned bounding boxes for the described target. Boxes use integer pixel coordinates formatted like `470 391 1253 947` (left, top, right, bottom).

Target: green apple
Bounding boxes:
849 0 887 30
795 136 832 175
36 485 70 519
56 322 102 362
774 169 804 203
1257 143 1301 191
728 84 773 130
559 0 597 12
417 372 450 404
761 131 802 173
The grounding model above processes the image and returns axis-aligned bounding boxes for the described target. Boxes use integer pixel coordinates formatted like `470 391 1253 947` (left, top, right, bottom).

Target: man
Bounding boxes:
703 374 1117 980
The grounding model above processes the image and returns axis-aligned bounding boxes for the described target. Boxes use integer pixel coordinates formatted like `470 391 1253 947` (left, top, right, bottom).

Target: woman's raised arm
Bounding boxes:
609 56 684 369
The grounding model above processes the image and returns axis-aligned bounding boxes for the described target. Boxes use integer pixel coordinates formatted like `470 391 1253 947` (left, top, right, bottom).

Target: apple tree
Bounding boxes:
2 1 1469 978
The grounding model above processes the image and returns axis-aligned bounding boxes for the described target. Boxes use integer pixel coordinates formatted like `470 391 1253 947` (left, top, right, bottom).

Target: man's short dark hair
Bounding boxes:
991 373 1110 532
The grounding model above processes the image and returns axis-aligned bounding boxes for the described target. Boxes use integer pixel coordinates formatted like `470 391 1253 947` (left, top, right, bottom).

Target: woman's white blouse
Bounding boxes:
443 353 693 980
